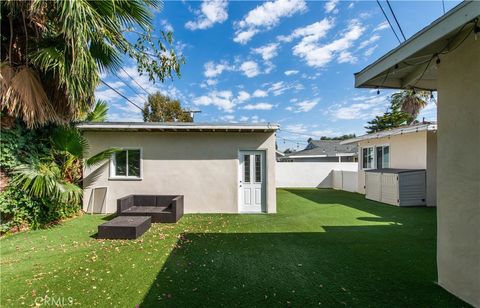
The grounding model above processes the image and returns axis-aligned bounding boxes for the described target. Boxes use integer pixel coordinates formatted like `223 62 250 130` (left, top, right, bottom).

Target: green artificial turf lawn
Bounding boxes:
0 189 468 307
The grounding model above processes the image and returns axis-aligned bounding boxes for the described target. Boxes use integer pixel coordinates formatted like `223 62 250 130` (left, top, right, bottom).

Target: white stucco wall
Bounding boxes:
83 131 277 214
276 162 358 188
356 131 429 193
436 31 479 307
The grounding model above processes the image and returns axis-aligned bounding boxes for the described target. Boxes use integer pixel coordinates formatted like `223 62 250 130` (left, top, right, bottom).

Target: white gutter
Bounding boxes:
340 124 437 145
77 122 279 132
335 153 356 157
354 1 480 89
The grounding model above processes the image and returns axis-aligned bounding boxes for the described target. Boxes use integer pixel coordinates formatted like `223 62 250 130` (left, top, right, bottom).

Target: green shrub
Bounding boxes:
0 124 80 233
0 186 80 233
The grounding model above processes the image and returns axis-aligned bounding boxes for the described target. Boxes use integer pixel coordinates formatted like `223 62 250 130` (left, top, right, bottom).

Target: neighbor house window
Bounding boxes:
362 147 374 169
376 146 390 169
110 149 141 179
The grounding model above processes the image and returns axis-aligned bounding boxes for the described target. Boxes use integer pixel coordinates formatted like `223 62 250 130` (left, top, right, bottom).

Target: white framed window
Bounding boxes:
362 147 374 169
109 148 142 180
376 145 390 169
362 145 390 170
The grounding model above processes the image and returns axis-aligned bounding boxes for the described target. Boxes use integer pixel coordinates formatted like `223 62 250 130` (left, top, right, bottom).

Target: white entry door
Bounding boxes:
239 151 265 213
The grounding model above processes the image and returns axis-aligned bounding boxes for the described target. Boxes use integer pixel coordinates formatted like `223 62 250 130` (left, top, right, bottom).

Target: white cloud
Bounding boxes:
243 103 274 110
364 45 378 57
265 81 303 96
337 51 357 64
219 114 236 122
252 89 268 97
292 19 365 68
160 19 174 32
285 124 308 133
237 90 251 102
285 98 319 113
185 0 228 30
204 61 234 78
358 34 380 49
252 43 279 61
284 70 299 76
193 90 235 112
332 95 388 120
373 21 390 32
278 17 334 43
295 99 318 112
233 0 307 44
324 0 339 14
240 61 260 78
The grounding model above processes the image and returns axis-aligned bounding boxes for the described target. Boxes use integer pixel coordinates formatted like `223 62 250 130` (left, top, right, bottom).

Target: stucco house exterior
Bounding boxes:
342 123 437 206
280 140 357 162
78 122 278 215
353 1 479 305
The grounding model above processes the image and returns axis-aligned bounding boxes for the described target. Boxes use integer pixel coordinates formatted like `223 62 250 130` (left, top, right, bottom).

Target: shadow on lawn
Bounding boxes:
139 190 464 307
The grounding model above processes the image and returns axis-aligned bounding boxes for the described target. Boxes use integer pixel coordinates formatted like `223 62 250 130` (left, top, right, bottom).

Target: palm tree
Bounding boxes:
1 0 182 128
391 90 429 124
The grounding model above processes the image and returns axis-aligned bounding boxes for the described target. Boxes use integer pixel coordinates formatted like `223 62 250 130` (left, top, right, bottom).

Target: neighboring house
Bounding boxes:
78 122 279 214
280 140 357 162
275 149 285 161
353 1 479 305
342 123 437 206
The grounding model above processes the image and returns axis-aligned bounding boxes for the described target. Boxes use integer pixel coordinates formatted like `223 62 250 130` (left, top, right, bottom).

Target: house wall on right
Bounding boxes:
437 31 479 306
356 130 437 206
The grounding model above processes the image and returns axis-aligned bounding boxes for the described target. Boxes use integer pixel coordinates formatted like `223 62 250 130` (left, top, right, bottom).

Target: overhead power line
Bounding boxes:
119 67 151 96
100 80 143 112
386 0 407 41
376 0 402 44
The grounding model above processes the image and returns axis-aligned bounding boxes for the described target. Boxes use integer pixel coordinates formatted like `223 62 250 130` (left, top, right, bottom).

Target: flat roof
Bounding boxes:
341 123 437 144
354 1 480 90
77 122 279 132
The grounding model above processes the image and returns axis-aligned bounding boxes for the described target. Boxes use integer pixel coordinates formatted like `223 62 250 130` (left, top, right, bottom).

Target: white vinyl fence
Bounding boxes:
276 162 358 190
332 170 358 192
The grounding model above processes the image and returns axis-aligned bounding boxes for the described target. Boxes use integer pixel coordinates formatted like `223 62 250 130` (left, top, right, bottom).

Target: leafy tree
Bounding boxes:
143 92 193 122
319 134 356 140
1 0 184 128
365 97 411 133
391 90 429 124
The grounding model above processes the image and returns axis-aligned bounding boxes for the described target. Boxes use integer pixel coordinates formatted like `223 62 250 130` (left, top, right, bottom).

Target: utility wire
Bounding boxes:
119 67 152 96
386 0 406 41
277 128 318 138
100 80 143 111
442 0 446 14
376 0 402 44
114 75 144 98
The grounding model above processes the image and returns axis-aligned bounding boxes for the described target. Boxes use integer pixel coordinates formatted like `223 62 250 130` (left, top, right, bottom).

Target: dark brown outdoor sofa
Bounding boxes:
117 195 184 223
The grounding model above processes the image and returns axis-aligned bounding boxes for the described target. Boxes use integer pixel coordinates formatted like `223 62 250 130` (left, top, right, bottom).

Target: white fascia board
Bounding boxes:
289 155 327 158
354 1 480 88
340 124 437 144
77 122 279 132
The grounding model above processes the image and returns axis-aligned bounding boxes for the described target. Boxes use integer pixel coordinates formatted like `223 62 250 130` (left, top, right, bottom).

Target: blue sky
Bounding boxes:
96 0 459 150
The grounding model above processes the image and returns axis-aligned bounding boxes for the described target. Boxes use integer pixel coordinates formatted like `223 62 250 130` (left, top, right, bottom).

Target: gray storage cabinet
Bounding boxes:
365 169 426 206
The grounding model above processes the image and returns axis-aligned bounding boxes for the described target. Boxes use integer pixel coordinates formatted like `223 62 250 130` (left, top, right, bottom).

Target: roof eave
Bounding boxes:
354 1 480 90
340 124 437 144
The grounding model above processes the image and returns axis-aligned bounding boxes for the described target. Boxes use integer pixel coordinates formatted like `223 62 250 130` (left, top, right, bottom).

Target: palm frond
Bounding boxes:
51 126 88 159
0 64 59 128
85 148 122 168
84 100 109 122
